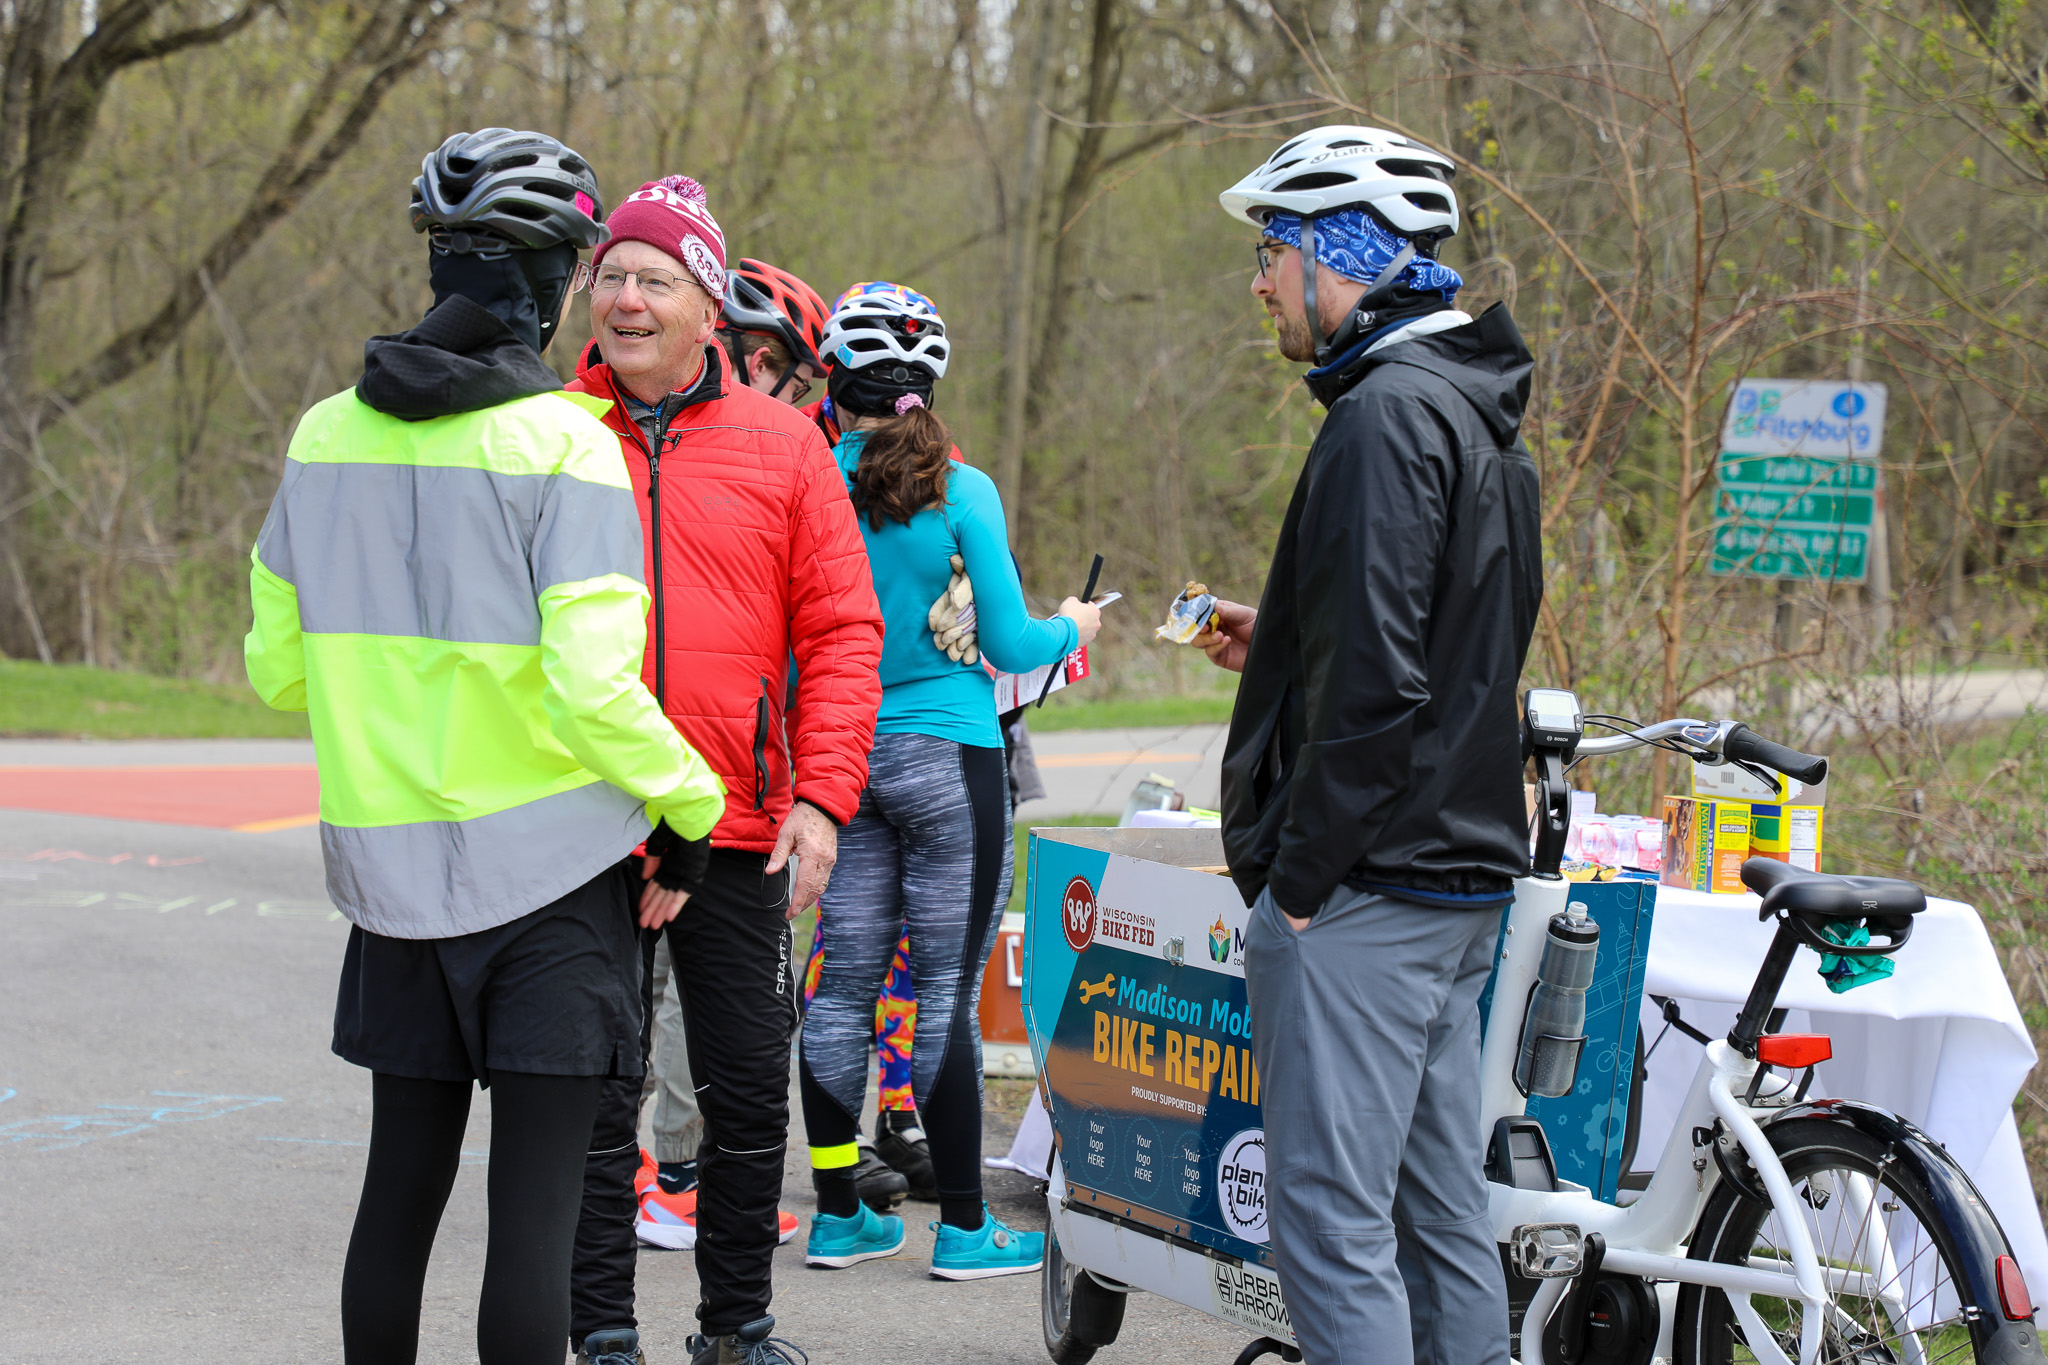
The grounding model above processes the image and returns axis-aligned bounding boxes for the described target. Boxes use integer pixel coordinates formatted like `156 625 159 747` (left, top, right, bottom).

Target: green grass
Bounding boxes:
1007 814 1119 915
1025 690 1236 731
0 660 310 739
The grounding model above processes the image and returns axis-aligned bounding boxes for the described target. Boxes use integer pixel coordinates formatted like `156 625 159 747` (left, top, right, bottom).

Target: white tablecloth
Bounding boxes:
1638 886 2048 1296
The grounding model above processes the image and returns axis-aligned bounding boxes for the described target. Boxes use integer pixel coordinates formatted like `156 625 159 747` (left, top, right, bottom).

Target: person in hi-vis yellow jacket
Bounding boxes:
243 127 726 1365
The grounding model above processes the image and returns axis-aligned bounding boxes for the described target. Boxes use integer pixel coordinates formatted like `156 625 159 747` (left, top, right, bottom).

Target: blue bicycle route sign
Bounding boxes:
1711 379 1887 584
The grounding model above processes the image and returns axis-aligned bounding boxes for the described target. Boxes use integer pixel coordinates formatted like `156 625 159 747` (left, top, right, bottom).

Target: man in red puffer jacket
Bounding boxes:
563 173 881 1365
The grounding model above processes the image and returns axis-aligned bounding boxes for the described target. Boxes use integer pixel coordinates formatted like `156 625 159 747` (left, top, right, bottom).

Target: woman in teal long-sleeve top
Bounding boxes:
797 281 1099 1280
836 428 1079 742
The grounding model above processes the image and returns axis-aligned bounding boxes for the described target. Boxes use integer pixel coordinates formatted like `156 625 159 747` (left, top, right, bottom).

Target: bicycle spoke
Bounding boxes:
1722 1160 1977 1365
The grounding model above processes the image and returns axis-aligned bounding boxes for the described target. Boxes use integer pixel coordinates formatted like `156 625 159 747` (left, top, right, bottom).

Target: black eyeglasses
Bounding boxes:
1254 240 1285 278
769 367 814 404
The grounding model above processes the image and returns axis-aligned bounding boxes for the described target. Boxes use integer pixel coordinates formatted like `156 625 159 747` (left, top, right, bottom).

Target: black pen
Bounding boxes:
1037 554 1103 707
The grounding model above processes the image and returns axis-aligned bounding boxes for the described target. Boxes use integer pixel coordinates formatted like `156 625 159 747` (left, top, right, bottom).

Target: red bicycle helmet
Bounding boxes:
721 259 831 376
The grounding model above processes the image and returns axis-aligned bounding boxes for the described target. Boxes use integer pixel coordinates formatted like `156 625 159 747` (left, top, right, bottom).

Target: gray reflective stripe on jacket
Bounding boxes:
247 383 685 941
255 460 644 646
322 780 649 939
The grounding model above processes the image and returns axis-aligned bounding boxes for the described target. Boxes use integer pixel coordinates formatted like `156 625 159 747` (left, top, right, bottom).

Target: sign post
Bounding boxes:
1710 378 1887 584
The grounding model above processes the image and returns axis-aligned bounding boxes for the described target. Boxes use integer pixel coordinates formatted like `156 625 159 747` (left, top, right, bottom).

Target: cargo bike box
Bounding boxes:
1020 826 1656 1357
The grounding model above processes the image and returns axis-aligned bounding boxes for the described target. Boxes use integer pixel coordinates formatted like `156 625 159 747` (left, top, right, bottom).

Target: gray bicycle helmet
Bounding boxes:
410 128 609 252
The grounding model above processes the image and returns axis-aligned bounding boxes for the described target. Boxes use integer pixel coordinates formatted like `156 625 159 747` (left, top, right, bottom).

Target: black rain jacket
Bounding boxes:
1220 303 1543 916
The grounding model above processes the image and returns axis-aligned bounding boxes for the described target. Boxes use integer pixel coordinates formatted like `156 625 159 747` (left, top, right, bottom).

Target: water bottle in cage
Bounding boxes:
1515 900 1599 1098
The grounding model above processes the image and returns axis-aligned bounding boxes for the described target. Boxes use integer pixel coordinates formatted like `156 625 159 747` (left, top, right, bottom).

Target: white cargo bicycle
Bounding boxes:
1038 690 2046 1365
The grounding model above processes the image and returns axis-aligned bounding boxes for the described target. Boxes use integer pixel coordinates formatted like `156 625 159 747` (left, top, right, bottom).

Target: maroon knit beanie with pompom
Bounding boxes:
591 175 727 295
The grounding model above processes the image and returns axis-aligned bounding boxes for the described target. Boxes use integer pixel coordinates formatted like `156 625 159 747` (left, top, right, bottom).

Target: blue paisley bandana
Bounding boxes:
1263 209 1462 305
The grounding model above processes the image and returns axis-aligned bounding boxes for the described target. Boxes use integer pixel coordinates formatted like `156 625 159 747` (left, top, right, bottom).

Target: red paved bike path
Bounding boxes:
0 764 319 832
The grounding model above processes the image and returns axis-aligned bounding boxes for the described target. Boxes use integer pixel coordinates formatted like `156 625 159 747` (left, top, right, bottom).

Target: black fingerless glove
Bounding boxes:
644 819 711 894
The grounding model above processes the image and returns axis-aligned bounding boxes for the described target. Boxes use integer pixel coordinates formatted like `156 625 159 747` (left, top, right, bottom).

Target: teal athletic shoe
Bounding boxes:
804 1201 906 1269
928 1208 1045 1281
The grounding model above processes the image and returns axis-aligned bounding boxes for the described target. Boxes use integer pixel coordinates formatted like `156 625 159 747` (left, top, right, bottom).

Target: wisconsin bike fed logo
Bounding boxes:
1061 876 1098 951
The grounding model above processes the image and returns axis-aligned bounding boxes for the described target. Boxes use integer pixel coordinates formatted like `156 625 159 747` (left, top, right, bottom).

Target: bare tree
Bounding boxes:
0 0 459 655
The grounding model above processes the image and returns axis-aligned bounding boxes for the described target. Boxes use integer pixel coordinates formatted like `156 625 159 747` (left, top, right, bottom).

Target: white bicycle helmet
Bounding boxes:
1219 125 1458 240
820 281 950 380
411 128 609 252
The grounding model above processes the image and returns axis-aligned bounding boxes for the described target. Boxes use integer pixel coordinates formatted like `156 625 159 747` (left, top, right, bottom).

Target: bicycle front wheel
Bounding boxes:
1675 1116 2034 1365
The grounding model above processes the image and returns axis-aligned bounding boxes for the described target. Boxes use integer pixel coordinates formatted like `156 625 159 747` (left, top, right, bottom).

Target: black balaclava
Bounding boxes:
426 240 578 356
827 360 936 420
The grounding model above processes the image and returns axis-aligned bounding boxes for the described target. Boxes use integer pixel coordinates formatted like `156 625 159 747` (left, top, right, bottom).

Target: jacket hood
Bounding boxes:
357 294 563 421
1306 302 1533 444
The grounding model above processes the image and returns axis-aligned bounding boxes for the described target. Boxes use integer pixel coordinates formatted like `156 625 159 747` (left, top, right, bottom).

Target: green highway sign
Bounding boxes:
1719 454 1877 491
1717 486 1874 525
1710 522 1868 581
1712 380 1884 584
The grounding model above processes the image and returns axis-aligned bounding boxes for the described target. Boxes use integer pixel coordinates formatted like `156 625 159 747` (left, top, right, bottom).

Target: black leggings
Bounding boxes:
341 1071 600 1364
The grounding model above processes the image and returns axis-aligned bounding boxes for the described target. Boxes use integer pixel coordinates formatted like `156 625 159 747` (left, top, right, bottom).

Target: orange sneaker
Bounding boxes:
631 1157 799 1251
636 1183 698 1251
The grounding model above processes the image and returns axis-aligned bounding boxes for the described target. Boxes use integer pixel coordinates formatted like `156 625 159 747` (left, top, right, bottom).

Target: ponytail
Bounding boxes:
850 406 953 529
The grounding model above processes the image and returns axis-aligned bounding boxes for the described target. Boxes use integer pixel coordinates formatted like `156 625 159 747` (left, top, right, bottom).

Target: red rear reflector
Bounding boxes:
1757 1034 1833 1069
1999 1254 2033 1321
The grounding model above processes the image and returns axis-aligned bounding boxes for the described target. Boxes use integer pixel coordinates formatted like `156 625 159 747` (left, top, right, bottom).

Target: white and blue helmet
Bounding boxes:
820 281 950 380
1219 125 1459 240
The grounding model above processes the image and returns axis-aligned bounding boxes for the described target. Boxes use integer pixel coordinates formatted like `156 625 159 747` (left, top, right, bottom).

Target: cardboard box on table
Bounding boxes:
1021 827 1656 1337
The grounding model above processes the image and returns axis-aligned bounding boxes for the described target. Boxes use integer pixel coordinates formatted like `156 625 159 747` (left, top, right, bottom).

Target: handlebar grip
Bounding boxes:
1722 724 1829 786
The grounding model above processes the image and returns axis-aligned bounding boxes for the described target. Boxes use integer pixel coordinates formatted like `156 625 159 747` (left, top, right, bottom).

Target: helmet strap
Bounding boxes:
720 328 749 384
1309 235 1424 369
1302 215 1327 367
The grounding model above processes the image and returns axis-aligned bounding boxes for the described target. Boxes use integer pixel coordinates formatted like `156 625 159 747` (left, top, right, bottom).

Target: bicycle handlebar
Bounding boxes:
1574 718 1706 757
1722 723 1829 786
1568 716 1827 787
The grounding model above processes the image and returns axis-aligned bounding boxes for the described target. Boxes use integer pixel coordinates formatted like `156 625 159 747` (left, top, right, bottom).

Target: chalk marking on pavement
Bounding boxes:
2 848 204 866
232 813 321 833
1035 750 1201 769
1 1092 283 1153
2 888 341 921
0 1089 15 1105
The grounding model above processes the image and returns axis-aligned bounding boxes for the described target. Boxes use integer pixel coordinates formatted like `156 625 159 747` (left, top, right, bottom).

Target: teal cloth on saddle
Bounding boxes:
1818 920 1897 993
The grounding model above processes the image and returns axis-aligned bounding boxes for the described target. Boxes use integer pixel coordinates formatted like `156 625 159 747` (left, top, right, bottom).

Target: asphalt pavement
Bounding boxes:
0 739 1252 1364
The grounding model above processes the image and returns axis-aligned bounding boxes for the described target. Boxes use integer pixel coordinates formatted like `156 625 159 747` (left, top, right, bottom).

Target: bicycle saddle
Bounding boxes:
1740 857 1925 941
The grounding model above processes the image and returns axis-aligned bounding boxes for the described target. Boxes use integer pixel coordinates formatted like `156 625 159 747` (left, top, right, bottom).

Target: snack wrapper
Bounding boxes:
1156 580 1220 645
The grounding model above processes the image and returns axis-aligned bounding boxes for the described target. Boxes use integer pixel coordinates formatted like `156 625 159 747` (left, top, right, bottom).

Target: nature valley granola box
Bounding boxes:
1661 795 1752 893
1705 800 1752 894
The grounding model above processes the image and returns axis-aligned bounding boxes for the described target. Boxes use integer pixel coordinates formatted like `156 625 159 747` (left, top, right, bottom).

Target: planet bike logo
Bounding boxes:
1061 876 1098 951
1217 1129 1269 1243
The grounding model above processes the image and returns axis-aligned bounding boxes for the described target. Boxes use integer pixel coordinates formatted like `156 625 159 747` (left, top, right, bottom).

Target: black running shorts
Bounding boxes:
332 860 644 1084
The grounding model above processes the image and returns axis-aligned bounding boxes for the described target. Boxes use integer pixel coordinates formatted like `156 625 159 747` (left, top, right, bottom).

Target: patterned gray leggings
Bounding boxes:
798 731 1011 1210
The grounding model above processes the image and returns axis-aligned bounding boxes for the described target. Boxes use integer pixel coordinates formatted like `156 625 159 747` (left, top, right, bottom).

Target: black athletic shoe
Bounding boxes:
577 1327 647 1365
875 1122 937 1201
687 1316 808 1365
854 1138 910 1210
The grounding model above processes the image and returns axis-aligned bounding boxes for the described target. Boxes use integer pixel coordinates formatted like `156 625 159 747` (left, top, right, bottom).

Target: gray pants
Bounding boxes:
1244 885 1509 1365
641 935 702 1164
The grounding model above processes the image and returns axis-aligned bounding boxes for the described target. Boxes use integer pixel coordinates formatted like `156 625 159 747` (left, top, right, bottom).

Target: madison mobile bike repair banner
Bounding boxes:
1020 827 1657 1341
